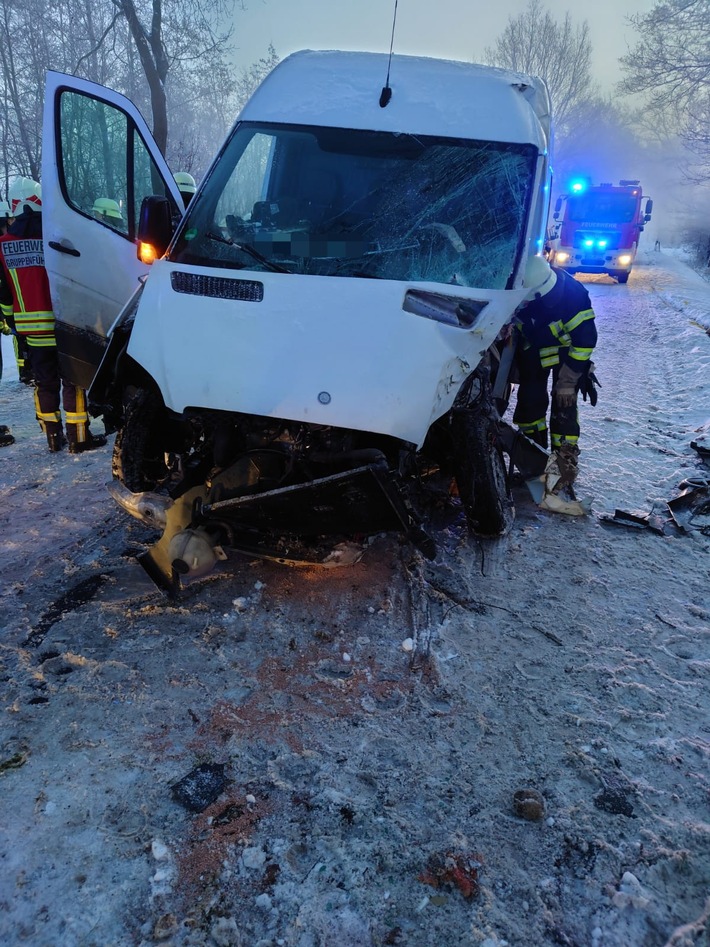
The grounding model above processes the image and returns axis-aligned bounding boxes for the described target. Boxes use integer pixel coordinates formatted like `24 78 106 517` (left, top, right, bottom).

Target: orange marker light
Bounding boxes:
138 242 157 264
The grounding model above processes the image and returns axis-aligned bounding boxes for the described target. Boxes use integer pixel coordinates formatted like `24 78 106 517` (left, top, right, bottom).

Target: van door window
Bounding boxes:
58 89 177 239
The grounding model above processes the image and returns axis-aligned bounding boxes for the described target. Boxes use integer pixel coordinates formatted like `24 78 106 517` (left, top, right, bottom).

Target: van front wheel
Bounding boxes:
112 388 170 492
450 409 515 538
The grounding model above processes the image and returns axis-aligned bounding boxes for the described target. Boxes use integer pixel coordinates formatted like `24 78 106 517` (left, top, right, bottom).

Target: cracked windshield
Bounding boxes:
172 123 536 288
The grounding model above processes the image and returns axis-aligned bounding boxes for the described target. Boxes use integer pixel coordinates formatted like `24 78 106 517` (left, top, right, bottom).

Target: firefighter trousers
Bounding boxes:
27 346 91 448
513 345 580 450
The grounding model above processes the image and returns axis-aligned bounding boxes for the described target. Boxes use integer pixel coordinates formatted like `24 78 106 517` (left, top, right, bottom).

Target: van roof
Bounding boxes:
238 49 551 151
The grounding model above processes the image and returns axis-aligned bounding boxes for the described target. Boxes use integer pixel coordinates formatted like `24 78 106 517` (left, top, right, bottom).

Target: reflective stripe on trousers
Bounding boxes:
28 347 90 444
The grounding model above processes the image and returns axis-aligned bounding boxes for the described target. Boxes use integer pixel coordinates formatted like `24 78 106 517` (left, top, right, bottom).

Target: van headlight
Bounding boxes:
618 254 633 266
403 289 488 328
555 251 570 264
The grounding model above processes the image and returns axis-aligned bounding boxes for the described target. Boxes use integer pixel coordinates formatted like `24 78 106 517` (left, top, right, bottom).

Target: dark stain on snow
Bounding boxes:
23 573 110 648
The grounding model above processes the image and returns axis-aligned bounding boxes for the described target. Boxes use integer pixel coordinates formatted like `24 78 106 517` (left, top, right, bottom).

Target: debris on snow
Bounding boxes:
171 763 229 812
418 851 483 899
611 871 652 910
512 787 546 821
151 839 170 861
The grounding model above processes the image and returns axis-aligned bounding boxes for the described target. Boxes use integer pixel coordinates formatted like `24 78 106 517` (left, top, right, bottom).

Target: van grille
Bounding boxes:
170 271 264 301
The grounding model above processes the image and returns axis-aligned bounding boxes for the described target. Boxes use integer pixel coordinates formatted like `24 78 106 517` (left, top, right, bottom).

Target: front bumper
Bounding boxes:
115 462 435 594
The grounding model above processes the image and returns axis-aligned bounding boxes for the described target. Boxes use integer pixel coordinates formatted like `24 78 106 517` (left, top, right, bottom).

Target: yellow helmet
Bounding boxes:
92 197 123 221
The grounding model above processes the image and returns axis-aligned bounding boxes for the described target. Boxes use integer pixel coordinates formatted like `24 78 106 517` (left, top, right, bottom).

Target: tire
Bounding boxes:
616 271 629 284
450 408 515 538
112 388 169 492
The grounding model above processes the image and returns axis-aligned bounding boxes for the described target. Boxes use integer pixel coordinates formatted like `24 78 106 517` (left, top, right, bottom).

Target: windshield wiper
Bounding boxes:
205 231 291 274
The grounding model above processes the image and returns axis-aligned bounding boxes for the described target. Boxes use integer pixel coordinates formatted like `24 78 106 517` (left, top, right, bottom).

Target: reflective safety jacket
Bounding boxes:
0 211 55 348
517 266 597 370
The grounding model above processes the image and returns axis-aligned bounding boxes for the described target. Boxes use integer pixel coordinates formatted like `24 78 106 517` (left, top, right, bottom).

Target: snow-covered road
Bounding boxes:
1 250 709 947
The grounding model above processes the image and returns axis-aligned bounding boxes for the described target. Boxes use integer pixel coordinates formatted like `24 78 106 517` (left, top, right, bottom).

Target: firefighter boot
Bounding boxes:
46 423 66 452
539 443 590 516
554 442 580 492
68 431 107 454
0 424 15 447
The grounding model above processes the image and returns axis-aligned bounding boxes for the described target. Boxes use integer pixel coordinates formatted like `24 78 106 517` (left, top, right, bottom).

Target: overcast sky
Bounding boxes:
230 0 658 92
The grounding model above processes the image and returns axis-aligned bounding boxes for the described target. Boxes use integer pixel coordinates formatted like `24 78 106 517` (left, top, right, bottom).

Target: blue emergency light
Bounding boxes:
582 236 610 250
570 179 587 193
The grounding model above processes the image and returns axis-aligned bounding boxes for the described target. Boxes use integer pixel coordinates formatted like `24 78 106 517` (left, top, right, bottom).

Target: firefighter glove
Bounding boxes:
580 361 601 406
553 362 582 408
0 319 11 336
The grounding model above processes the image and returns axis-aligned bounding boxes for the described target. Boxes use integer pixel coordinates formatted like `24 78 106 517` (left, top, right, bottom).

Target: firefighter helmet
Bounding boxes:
524 255 557 298
92 197 123 221
174 172 196 195
9 177 41 215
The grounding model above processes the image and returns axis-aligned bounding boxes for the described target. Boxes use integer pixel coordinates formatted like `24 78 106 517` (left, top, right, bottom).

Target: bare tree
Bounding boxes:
483 0 593 131
620 0 710 181
553 96 642 185
0 0 44 183
102 0 241 155
169 44 280 177
620 0 710 111
0 0 274 188
234 43 279 109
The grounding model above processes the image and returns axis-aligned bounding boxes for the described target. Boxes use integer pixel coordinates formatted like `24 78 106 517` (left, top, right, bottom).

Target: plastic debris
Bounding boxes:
598 506 669 534
667 479 710 534
690 438 710 460
600 481 710 536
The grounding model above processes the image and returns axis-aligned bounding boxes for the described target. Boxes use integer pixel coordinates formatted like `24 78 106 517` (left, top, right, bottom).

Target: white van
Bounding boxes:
42 51 553 590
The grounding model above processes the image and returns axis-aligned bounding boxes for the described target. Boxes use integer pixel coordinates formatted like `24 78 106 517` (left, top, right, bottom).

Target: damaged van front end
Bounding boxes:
44 51 553 592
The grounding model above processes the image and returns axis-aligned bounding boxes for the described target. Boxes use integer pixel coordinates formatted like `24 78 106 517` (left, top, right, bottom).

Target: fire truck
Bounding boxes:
548 179 653 283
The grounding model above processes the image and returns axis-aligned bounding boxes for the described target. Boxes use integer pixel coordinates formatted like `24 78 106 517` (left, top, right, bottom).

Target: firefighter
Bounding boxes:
0 200 9 423
174 172 196 209
513 255 599 510
0 178 107 453
0 297 14 446
1 199 17 443
0 198 32 385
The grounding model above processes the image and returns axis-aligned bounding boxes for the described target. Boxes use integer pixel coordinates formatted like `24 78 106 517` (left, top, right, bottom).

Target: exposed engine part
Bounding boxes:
168 527 224 578
107 479 174 529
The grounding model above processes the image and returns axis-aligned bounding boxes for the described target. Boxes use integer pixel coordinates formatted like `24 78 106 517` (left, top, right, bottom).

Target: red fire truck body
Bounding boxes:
549 180 653 284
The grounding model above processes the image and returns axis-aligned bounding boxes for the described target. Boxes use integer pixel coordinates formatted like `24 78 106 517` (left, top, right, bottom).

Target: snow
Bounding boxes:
241 51 550 147
1 248 709 946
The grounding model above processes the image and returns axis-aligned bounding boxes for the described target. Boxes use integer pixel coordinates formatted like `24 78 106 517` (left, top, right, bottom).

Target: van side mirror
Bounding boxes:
644 198 653 222
554 197 563 214
137 195 173 263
